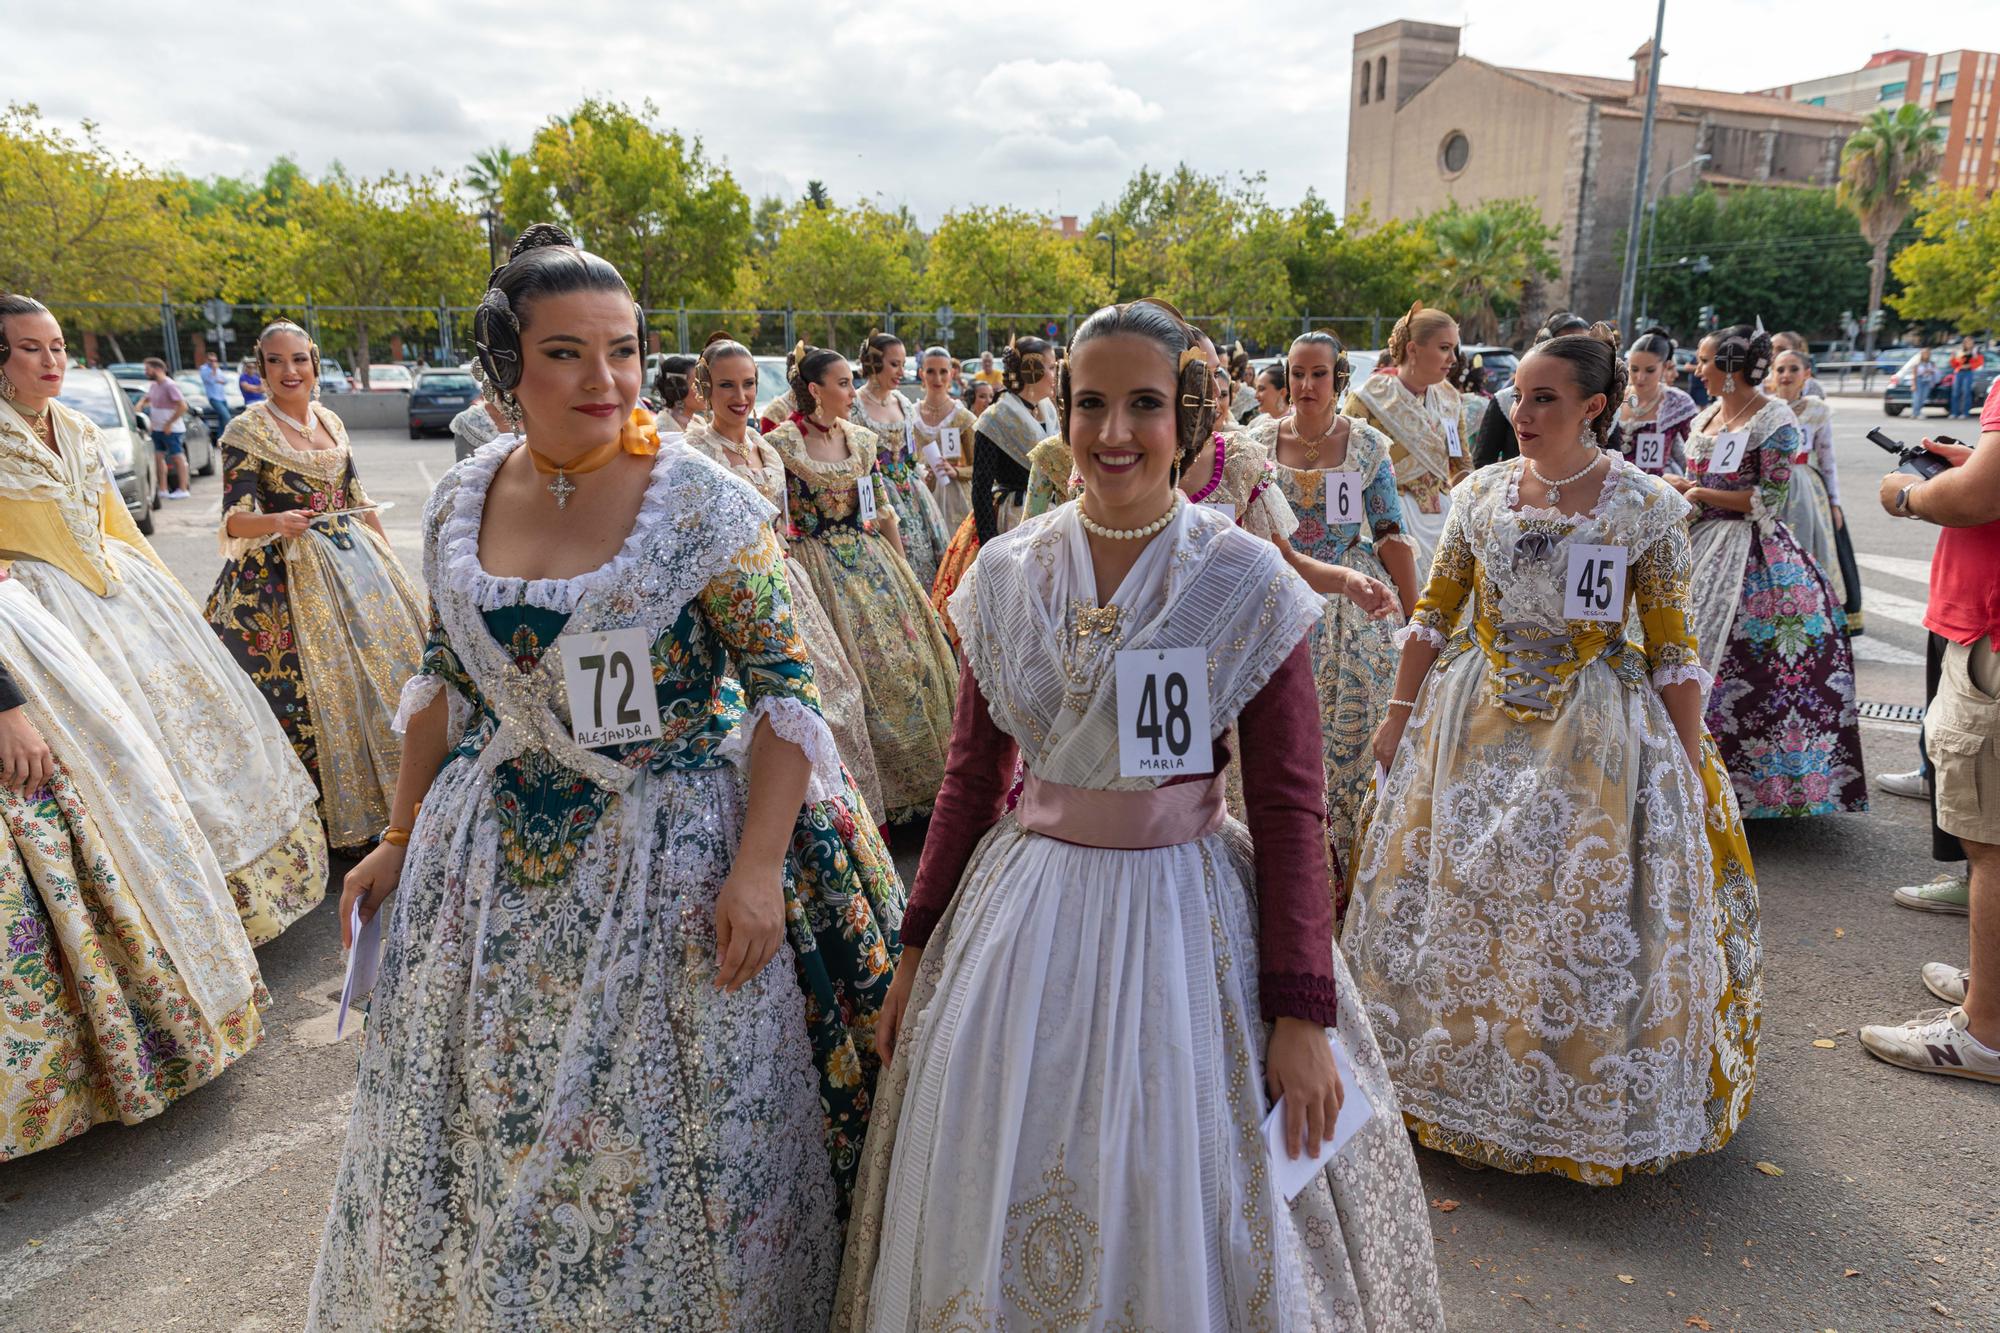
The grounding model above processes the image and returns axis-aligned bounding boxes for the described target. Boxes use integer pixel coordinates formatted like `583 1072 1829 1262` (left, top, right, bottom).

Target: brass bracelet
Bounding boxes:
381 826 411 848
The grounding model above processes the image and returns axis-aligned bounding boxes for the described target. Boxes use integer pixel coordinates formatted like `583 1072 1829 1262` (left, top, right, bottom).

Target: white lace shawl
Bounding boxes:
395 435 843 799
949 500 1324 791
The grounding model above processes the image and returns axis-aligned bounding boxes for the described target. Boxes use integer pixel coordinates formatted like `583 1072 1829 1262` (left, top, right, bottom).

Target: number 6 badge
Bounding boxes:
1114 646 1214 777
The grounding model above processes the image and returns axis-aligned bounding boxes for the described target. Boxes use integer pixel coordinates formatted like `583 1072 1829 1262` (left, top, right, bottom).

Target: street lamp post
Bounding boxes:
1615 0 1669 336
1637 153 1712 327
1095 231 1117 292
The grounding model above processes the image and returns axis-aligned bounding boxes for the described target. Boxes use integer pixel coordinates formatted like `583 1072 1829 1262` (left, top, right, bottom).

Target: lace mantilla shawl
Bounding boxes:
1622 386 1699 435
948 501 1323 791
1348 373 1463 484
974 393 1059 469
1687 397 1800 526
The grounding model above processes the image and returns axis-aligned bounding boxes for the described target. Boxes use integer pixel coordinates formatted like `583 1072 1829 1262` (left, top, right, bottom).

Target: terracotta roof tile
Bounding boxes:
1501 67 1862 124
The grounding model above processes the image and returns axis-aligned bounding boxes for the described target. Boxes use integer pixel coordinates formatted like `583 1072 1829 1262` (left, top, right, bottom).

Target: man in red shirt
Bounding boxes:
1862 375 2000 1082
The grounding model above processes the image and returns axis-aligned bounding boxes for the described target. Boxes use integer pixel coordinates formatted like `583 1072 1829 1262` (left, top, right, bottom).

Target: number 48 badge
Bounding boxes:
1114 646 1214 777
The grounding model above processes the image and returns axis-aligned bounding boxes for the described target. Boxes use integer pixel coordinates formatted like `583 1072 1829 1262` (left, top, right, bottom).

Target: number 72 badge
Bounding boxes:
558 627 664 748
1114 646 1214 777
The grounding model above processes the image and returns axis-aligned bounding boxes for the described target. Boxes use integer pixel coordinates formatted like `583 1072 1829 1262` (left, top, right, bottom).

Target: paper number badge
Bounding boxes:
939 426 962 459
558 627 664 749
1323 471 1363 526
1633 429 1666 472
857 476 879 522
1707 429 1750 476
1114 647 1214 778
1442 416 1463 458
1562 544 1628 622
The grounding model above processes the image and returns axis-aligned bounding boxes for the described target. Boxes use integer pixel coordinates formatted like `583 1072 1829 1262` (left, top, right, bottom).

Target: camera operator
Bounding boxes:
1862 378 2000 1084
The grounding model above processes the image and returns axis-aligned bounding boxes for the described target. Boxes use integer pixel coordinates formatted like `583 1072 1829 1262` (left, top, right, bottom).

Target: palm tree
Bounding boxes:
464 144 515 210
1425 200 1558 343
1838 104 1945 355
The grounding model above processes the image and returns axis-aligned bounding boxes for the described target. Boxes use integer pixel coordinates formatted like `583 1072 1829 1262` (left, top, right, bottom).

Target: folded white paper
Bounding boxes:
1262 1030 1375 1203
336 901 385 1039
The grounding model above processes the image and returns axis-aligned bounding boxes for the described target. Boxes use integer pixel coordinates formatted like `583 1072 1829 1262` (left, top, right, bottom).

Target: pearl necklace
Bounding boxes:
1525 448 1604 506
1078 491 1183 541
264 400 319 443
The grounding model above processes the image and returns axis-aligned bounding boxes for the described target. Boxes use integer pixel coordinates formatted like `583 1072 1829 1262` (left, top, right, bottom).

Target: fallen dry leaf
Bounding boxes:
1933 1255 1947 1264
1617 1274 1635 1285
1843 1268 1862 1278
1686 1318 1713 1330
1812 1038 1838 1049
1754 1161 1785 1177
1432 1198 1460 1212
1834 927 1846 938
24 1238 41 1248
1932 1300 1952 1316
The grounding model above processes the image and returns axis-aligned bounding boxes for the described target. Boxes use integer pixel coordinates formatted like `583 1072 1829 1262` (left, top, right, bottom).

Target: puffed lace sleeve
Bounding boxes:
701 524 844 801
1633 523 1709 692
1395 493 1475 649
1752 420 1798 524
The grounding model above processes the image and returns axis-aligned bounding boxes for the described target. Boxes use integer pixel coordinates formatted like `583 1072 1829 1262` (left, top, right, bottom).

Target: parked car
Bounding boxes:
318 358 353 394
755 355 791 416
409 369 481 438
61 367 158 534
1461 345 1519 395
1346 348 1382 381
1884 348 1999 417
364 364 415 393
103 361 151 380
123 376 217 477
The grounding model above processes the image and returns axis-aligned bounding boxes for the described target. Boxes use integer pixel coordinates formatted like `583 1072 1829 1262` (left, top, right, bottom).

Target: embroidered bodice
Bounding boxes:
1406 459 1704 721
1248 417 1405 561
1685 397 1801 524
763 418 895 539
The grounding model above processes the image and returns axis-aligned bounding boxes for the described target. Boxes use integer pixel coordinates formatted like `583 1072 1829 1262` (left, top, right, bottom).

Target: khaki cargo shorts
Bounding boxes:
1928 637 2000 846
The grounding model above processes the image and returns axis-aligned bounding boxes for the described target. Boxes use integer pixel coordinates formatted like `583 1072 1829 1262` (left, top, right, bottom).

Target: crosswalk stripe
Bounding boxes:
1852 636 1924 665
1858 586 1932 632
1853 552 1933 585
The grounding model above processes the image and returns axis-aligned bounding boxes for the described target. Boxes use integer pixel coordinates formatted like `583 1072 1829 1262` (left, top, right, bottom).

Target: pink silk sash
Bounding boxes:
1015 772 1227 850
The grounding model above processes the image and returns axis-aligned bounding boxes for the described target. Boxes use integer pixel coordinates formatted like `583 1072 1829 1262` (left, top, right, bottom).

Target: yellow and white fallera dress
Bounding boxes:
0 398 327 943
0 578 265 1160
1343 457 1762 1184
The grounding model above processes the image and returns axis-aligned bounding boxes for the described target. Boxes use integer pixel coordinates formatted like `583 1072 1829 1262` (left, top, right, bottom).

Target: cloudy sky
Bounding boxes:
21 1 2000 220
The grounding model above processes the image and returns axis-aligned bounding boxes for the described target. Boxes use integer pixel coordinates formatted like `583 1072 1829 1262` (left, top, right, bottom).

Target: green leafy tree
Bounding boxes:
1420 198 1559 343
1890 186 2000 332
1838 103 1946 353
755 198 919 345
750 193 788 258
1640 185 1893 343
464 144 514 209
804 180 832 210
502 99 751 312
922 207 1109 319
1280 196 1431 330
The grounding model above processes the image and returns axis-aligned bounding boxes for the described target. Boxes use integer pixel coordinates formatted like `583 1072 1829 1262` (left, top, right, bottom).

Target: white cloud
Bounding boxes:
968 60 1165 134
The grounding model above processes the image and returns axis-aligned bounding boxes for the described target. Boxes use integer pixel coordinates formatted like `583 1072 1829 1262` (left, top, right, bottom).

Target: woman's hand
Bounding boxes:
1371 709 1408 773
1830 503 1844 530
1266 1017 1344 1160
875 947 924 1065
339 842 406 949
270 509 313 539
713 864 786 992
936 462 958 482
0 707 53 795
1662 473 1695 494
1338 567 1402 621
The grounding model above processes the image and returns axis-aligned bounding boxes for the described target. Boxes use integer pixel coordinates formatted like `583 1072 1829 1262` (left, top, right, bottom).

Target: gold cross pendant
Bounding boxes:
547 470 576 509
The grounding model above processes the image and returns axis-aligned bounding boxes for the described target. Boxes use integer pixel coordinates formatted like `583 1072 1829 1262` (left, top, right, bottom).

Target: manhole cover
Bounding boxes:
1857 701 1925 724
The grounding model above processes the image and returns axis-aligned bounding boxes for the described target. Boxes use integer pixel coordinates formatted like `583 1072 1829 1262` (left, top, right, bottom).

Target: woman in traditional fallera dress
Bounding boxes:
1617 327 1699 476
909 346 975 532
851 333 949 589
0 296 326 945
1769 347 1859 623
928 337 1061 629
1344 328 1762 1184
1250 331 1416 910
837 300 1443 1332
309 228 905 1330
204 320 426 852
766 345 958 824
1344 303 1476 579
0 582 265 1160
684 333 888 823
1675 325 1866 818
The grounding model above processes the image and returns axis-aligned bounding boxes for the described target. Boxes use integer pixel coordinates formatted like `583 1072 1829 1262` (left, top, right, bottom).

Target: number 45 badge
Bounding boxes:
1114 646 1214 778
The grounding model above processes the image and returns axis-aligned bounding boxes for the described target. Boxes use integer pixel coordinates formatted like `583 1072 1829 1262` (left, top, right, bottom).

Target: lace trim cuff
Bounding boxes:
1394 621 1446 650
1260 970 1339 1026
392 674 444 736
1651 663 1713 692
1374 530 1419 554
716 695 846 805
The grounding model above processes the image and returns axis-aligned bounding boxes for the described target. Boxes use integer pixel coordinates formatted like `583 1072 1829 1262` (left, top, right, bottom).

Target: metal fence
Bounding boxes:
44 297 1398 378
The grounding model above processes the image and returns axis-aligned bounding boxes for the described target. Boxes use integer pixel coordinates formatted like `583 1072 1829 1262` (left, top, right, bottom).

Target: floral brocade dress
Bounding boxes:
1250 416 1406 905
686 419 888 822
0 581 265 1160
308 439 904 1330
767 419 958 822
1343 458 1761 1184
1685 399 1866 818
204 404 426 850
851 393 948 591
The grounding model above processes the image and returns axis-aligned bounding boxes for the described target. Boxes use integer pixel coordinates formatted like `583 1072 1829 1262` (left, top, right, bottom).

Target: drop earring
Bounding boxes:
1723 372 1736 395
0 370 14 401
500 389 523 429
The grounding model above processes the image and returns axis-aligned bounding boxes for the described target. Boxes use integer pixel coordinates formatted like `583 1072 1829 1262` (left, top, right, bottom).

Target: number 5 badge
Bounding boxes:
1114 646 1214 778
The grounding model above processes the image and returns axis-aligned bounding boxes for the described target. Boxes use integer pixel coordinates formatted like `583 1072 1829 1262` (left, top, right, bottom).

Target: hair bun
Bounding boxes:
510 222 577 258
704 329 734 348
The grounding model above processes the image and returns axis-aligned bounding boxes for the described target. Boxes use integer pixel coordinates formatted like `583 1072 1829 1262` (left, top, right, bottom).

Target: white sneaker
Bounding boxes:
165 488 192 500
1875 768 1928 800
1860 1007 2000 1084
1923 963 1971 1006
1892 871 1972 915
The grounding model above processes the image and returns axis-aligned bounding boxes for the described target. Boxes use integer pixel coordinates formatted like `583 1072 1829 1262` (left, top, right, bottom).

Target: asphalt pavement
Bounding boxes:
0 400 1993 1332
